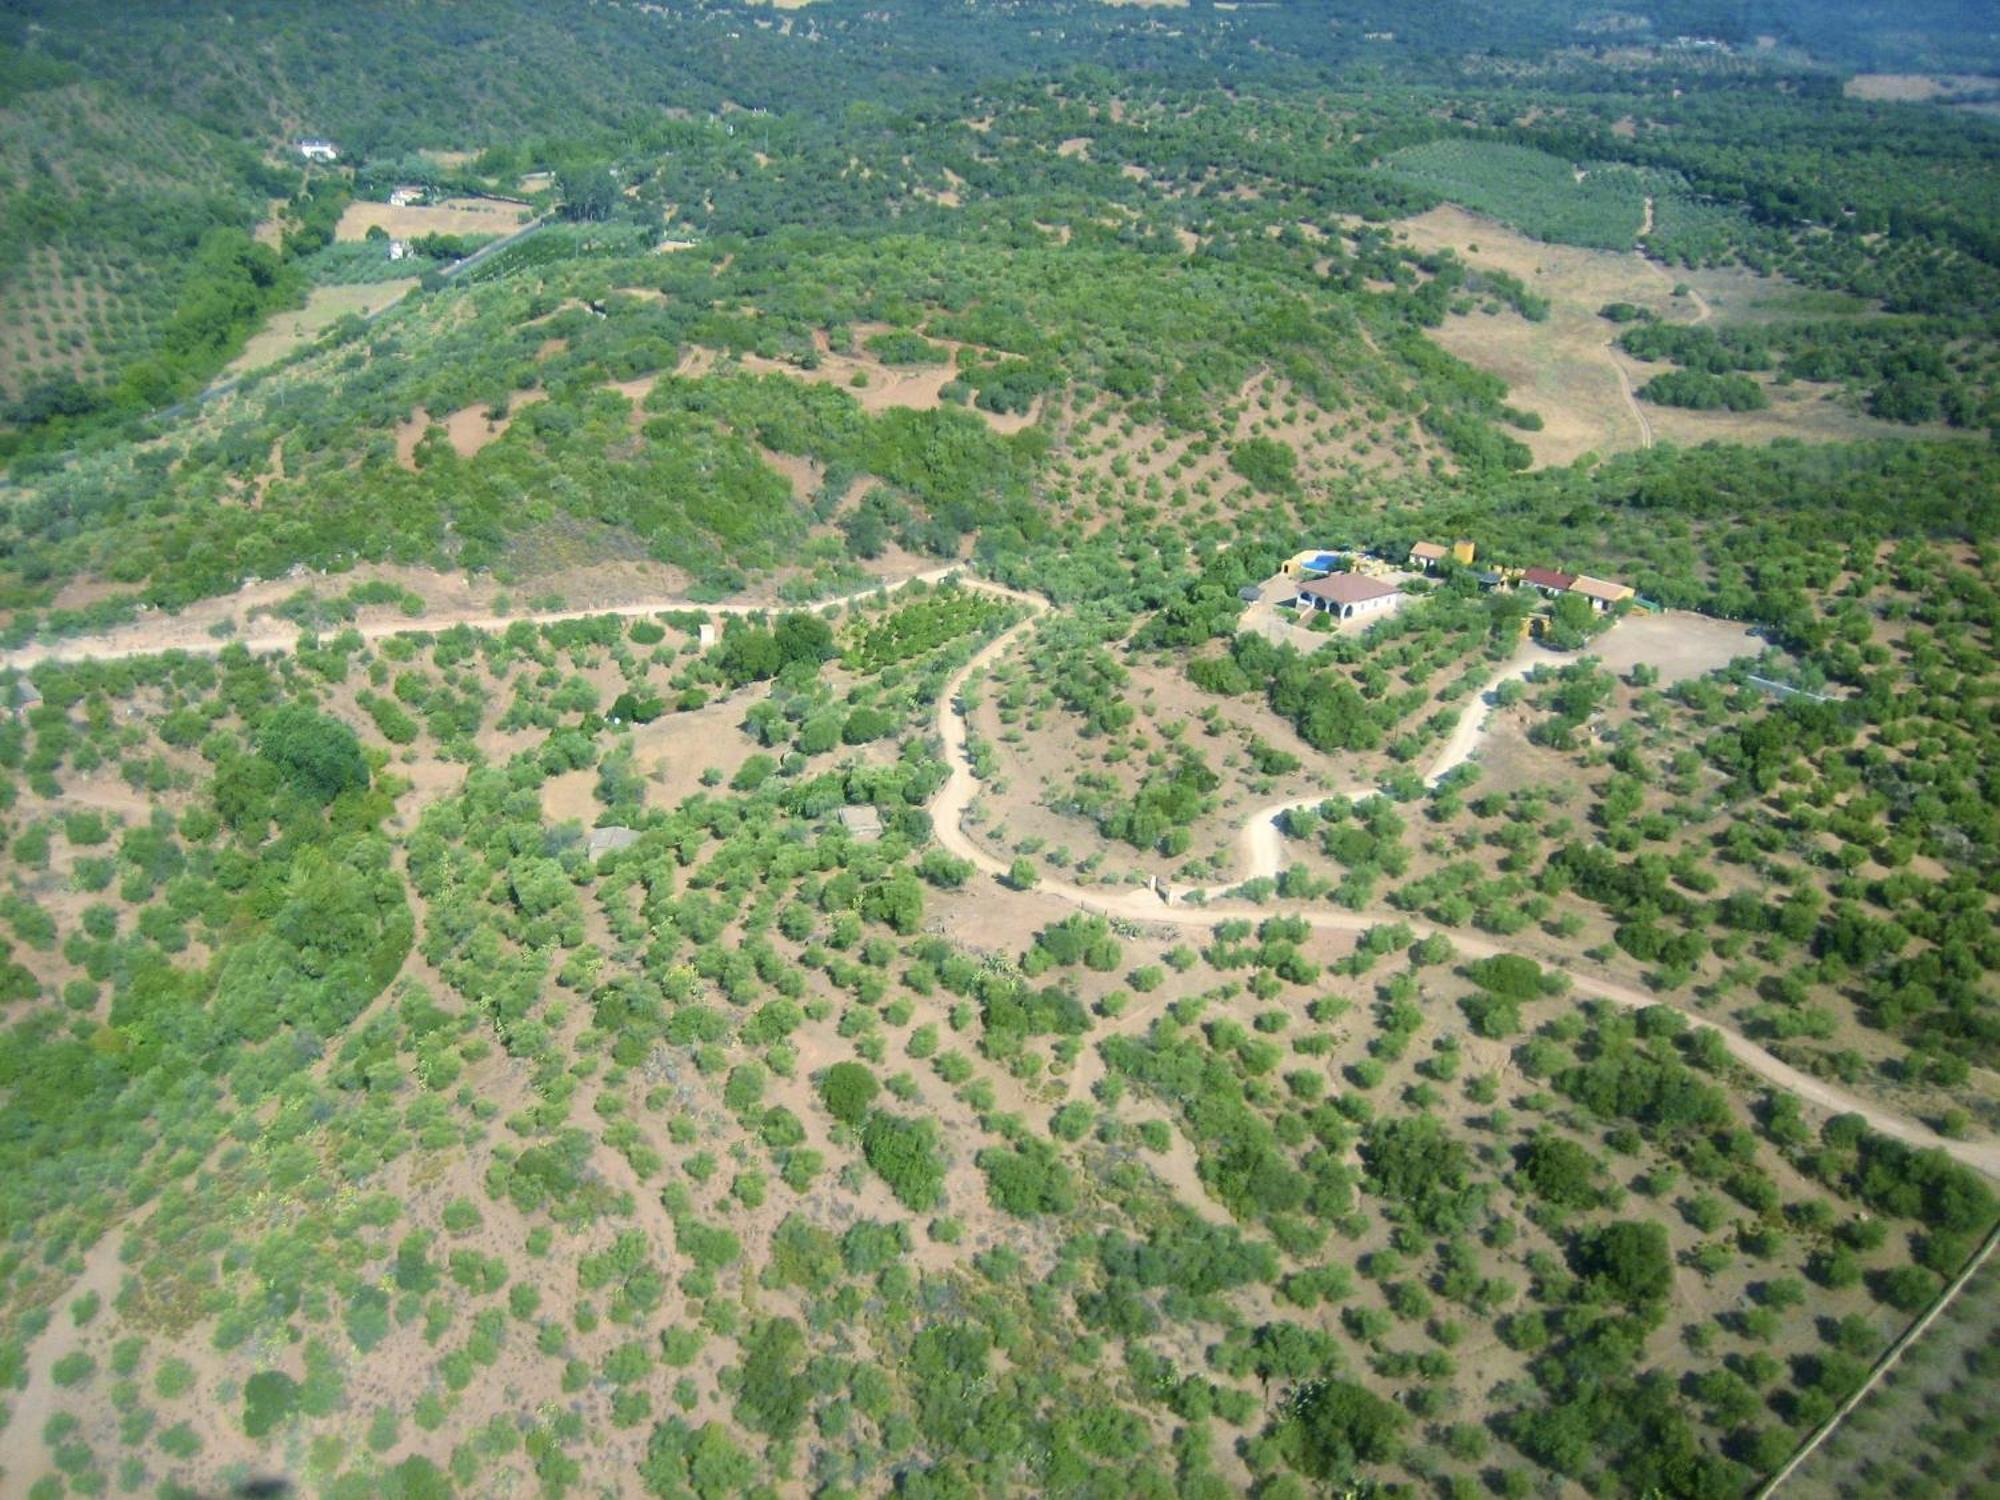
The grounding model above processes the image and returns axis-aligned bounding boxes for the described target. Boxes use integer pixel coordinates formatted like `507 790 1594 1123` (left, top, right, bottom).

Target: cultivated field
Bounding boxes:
0 79 265 397
335 197 533 241
1781 1239 2000 1498
226 280 419 375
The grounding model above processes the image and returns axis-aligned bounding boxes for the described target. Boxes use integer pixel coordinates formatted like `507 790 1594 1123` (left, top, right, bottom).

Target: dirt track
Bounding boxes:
3 566 964 672
1218 637 1545 891
1609 234 1715 450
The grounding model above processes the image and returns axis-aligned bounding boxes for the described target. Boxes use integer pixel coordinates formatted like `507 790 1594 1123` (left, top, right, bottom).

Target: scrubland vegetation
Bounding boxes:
0 1 1996 1496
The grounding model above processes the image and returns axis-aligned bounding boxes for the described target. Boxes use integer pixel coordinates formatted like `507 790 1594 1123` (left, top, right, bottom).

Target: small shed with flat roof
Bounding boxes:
587 825 642 859
838 805 883 842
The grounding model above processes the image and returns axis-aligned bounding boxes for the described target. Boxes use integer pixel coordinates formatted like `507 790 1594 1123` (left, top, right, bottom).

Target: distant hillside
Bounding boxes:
6 0 1997 465
0 0 1785 159
0 51 292 408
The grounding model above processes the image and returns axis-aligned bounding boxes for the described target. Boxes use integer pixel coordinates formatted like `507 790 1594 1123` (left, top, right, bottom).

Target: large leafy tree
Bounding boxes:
557 165 618 221
258 705 369 805
1280 1378 1406 1479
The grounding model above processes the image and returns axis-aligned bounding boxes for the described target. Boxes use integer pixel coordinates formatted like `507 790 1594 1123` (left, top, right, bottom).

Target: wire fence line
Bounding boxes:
1757 1216 2000 1498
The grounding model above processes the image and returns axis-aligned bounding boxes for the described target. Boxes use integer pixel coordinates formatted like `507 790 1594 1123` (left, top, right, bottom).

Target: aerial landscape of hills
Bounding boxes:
0 2 1996 1496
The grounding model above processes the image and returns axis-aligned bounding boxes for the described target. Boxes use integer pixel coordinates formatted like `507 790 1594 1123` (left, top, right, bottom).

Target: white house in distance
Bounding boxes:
297 138 339 163
1296 573 1403 621
387 239 411 262
388 185 426 207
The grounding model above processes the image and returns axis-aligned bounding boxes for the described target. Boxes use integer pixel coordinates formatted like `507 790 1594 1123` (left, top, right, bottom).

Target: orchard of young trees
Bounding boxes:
1 1 1997 1496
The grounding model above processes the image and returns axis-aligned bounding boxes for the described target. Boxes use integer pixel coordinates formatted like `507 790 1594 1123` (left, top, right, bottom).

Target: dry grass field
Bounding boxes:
335 196 532 242
1842 72 2000 101
225 280 419 375
1578 610 1762 685
1393 206 1943 462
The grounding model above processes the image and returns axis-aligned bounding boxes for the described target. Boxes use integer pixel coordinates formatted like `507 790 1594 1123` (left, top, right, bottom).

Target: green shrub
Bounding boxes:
818 1061 879 1124
861 1111 945 1210
242 1370 301 1437
978 1139 1076 1217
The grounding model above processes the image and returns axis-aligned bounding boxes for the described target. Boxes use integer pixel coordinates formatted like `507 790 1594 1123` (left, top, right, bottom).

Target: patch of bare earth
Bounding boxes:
540 767 599 825
717 333 1038 435
1581 610 1762 685
760 446 822 502
675 345 719 379
632 691 774 811
605 374 661 428
250 197 288 248
393 391 549 468
48 577 136 612
735 349 950 415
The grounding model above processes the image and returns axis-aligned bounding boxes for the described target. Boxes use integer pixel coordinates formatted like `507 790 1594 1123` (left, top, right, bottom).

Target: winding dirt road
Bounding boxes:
12 565 1992 1184
1212 640 1549 897
932 595 2000 1181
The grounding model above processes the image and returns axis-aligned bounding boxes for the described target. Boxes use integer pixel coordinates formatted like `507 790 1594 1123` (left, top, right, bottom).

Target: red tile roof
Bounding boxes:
1410 541 1448 561
1299 574 1402 605
1521 567 1576 591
